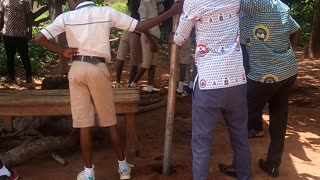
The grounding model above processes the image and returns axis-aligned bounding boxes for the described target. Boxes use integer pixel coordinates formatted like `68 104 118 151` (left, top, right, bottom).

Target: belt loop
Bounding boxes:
81 56 84 61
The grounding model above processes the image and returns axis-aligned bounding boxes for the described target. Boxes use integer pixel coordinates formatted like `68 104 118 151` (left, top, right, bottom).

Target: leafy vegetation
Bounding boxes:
290 0 318 46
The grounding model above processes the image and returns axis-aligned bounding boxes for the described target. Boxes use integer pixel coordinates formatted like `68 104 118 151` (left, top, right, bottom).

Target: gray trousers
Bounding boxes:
192 84 251 180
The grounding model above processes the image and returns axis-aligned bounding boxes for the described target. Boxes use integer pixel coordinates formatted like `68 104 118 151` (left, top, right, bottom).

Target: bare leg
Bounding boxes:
147 65 156 85
116 60 125 83
128 66 138 85
179 64 188 82
107 125 125 161
80 127 93 168
132 67 147 84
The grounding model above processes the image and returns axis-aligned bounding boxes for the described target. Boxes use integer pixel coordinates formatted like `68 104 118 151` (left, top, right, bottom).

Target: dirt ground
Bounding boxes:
1 56 320 180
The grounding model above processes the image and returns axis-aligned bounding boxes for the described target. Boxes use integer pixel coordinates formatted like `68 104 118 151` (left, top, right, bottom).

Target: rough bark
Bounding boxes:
138 97 167 113
1 133 78 167
138 98 162 106
306 1 320 58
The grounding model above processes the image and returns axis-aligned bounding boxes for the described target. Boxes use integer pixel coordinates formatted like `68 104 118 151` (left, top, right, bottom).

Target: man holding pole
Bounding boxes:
171 0 251 179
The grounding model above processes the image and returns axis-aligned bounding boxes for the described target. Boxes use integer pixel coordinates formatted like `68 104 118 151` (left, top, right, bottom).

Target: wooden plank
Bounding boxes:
0 88 139 96
0 88 140 106
0 105 71 116
0 103 138 117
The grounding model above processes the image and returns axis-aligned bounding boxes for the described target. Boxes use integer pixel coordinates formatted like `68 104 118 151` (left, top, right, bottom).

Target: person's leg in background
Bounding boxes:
177 63 188 93
128 33 142 85
3 36 17 83
115 32 130 88
260 75 297 177
116 60 125 88
187 65 197 94
176 38 192 96
130 34 156 93
147 65 156 92
17 37 32 83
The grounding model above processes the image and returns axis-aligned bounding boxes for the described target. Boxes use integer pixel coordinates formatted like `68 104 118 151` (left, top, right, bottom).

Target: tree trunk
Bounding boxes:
1 134 78 167
306 1 320 58
48 0 69 75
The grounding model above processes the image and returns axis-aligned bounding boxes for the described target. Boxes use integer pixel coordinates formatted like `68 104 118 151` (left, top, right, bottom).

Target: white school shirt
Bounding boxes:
174 0 246 90
40 1 138 60
138 0 161 39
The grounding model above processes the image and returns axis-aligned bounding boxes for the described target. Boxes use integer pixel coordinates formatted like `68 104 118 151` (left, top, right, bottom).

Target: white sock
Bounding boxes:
118 159 129 171
130 82 137 87
189 81 194 89
0 165 11 177
147 85 153 92
84 165 94 177
178 81 184 91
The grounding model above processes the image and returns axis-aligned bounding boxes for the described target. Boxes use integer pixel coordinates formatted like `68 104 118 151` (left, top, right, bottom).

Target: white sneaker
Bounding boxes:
77 171 95 180
130 82 138 88
115 83 122 88
119 164 134 180
176 88 188 97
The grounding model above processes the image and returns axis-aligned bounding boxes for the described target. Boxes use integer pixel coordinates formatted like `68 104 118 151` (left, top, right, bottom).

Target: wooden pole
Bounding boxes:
162 14 179 175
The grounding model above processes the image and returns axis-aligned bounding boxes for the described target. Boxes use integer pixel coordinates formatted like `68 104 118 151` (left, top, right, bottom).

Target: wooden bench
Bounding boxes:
0 88 140 160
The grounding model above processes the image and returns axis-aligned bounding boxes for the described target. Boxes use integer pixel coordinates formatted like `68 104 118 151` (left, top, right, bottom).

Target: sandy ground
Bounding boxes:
2 56 320 180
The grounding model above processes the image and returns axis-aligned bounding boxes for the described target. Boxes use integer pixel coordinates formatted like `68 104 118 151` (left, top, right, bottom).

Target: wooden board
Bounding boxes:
0 88 140 116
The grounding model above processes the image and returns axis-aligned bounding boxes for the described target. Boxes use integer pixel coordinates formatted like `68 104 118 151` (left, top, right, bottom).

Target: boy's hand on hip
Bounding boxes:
62 47 78 59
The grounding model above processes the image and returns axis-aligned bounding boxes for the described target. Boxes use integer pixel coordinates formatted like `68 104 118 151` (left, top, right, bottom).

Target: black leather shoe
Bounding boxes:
218 163 237 178
259 159 279 177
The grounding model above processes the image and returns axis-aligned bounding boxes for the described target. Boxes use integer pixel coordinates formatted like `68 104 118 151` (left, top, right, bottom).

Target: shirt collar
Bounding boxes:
75 1 96 10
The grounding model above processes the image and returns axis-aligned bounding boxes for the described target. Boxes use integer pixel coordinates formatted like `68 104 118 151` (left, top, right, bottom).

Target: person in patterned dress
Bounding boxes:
0 0 33 83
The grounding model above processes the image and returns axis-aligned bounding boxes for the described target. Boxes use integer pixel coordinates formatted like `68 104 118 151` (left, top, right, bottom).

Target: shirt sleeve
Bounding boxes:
108 7 138 32
240 0 258 16
174 0 195 46
289 15 300 34
23 0 32 14
40 14 65 39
